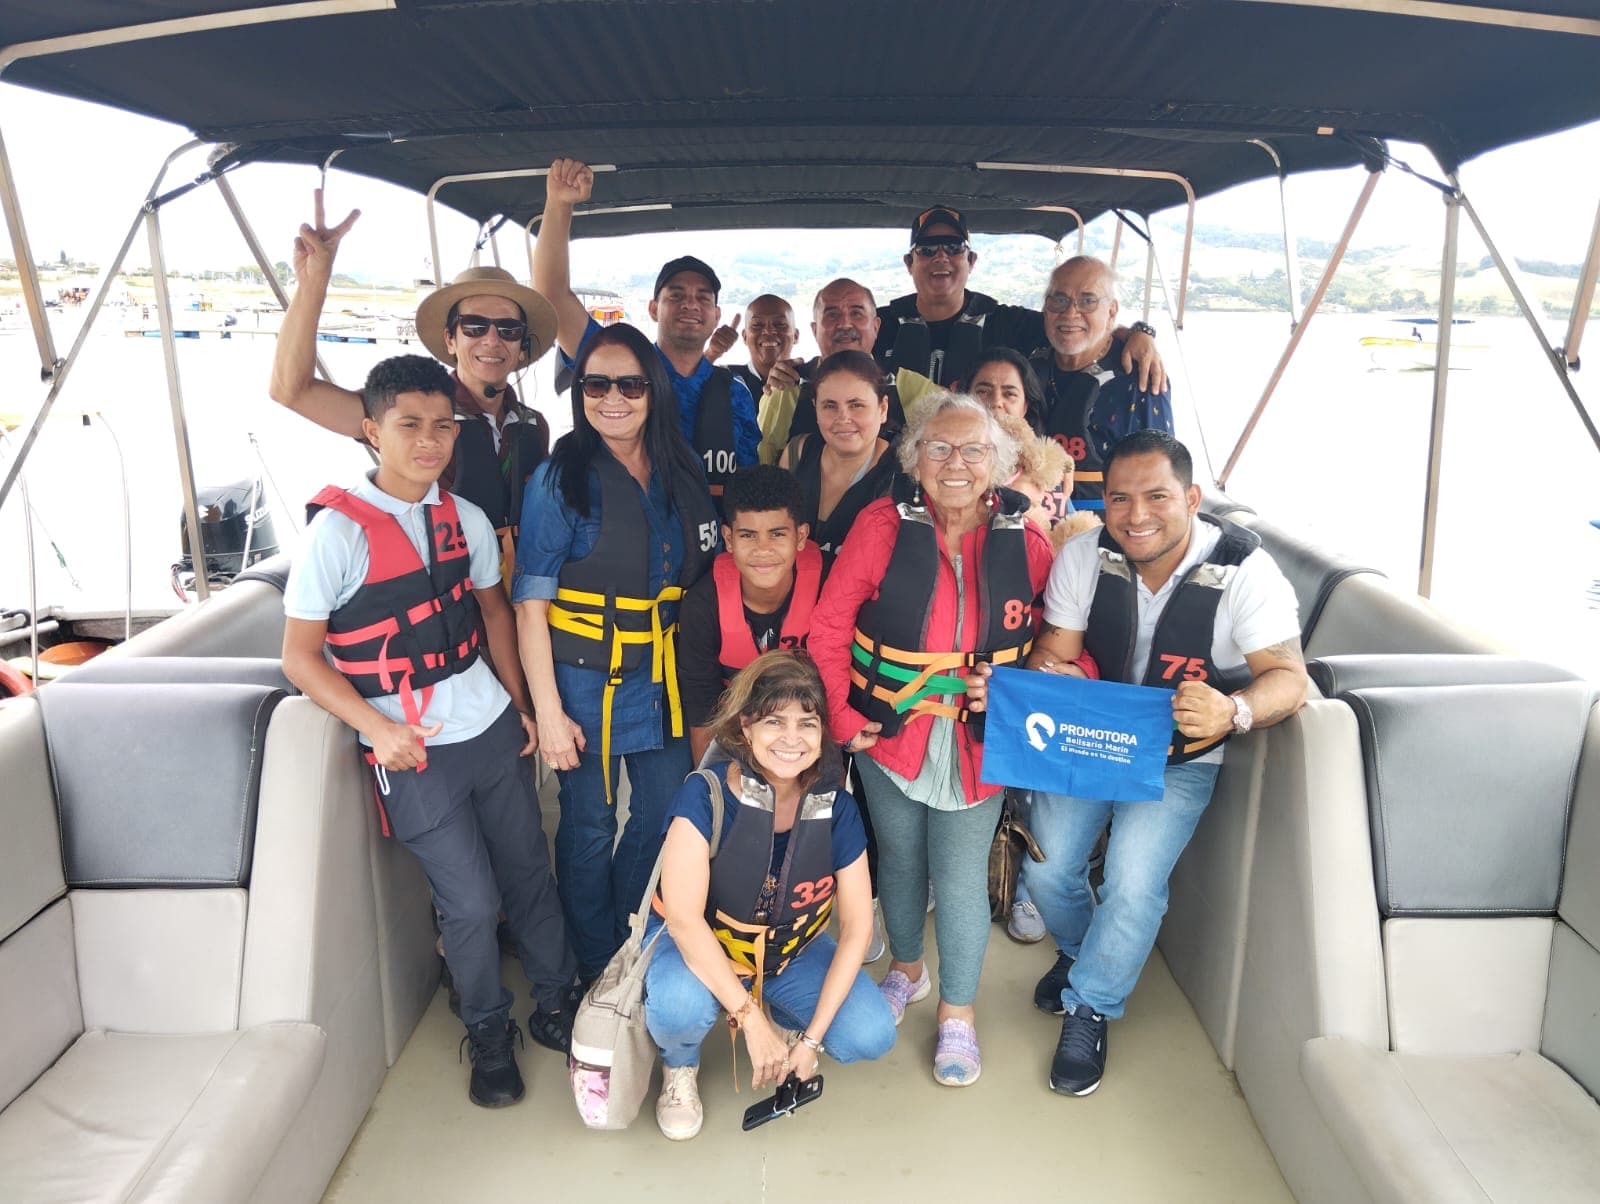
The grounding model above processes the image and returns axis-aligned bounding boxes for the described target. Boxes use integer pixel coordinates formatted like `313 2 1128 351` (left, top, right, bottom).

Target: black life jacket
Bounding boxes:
789 358 905 448
1029 343 1119 511
443 378 547 533
704 764 839 984
883 291 999 386
714 542 822 682
848 475 1035 739
309 486 482 730
547 450 720 796
691 366 739 506
1083 515 1260 764
786 432 898 565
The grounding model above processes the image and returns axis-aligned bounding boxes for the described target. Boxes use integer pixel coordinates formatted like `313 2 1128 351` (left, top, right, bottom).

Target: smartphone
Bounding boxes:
741 1072 824 1131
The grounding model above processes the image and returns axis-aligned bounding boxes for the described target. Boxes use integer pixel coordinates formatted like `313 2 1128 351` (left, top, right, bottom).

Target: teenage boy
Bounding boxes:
281 354 577 1109
676 465 821 763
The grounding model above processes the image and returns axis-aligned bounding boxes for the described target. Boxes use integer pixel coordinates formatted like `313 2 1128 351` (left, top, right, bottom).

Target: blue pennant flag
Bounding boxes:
980 666 1174 802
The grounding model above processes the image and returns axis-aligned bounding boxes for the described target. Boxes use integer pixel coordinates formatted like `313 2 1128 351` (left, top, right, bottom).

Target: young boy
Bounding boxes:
282 354 576 1109
676 465 821 763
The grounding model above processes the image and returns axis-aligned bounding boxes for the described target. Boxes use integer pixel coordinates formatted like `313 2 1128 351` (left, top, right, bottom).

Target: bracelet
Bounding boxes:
728 995 758 1029
798 1032 824 1053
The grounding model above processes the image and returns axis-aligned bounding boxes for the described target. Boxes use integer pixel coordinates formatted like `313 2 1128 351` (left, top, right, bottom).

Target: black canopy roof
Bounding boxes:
2 0 1597 239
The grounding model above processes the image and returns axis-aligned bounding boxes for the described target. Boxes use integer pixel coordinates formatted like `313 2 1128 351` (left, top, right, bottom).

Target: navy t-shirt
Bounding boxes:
664 765 868 877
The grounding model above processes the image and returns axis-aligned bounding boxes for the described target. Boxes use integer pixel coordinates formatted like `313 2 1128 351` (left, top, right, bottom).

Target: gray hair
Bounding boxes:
812 277 877 321
1047 255 1117 299
897 391 1021 486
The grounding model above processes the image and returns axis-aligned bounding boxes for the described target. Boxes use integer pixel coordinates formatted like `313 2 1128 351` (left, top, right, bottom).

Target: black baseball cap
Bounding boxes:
654 255 722 299
910 206 970 244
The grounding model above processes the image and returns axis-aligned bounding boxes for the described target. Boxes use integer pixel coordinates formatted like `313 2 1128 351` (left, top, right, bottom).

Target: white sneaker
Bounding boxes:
656 1064 703 1141
864 899 887 964
1007 899 1046 944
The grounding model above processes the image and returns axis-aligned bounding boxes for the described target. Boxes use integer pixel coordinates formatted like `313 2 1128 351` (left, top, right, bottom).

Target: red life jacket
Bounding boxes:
309 486 483 732
714 542 822 682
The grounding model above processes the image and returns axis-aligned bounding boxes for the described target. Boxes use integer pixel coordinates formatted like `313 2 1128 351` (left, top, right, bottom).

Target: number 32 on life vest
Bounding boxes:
790 876 835 908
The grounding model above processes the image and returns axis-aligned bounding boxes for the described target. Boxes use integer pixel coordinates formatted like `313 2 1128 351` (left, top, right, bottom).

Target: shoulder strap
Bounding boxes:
626 766 729 935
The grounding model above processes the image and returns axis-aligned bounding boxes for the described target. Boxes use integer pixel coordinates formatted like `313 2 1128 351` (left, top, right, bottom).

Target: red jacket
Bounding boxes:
810 495 1054 804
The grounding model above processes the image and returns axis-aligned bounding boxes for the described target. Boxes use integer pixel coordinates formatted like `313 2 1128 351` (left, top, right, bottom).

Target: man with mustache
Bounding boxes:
756 278 940 464
534 158 760 505
873 207 1164 394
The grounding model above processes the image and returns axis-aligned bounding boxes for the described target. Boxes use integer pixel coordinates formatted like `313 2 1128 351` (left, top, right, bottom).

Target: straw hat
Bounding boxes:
415 266 559 368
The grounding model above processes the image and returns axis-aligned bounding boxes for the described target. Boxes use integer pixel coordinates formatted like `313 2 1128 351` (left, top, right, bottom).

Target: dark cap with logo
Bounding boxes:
909 206 970 244
654 255 722 299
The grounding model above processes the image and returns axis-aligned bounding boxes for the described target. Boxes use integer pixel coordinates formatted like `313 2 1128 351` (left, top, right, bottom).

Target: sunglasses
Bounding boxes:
452 314 528 340
579 373 651 400
1043 292 1106 314
912 238 969 258
918 439 994 464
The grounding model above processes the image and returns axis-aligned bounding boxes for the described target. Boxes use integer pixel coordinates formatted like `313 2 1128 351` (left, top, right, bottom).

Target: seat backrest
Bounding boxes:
1235 516 1383 652
0 699 82 1111
1545 702 1600 1098
98 556 290 661
58 655 293 691
1343 680 1595 1056
37 682 286 1033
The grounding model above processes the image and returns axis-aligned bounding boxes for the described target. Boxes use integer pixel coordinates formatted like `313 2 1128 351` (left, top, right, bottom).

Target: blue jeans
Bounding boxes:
1024 760 1221 1019
554 739 691 979
643 919 897 1069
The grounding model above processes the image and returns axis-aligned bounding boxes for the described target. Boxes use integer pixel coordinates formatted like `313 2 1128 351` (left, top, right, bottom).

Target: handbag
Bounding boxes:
568 768 726 1130
988 789 1045 922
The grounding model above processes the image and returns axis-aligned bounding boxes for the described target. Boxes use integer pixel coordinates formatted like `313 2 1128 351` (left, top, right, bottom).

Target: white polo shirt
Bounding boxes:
1041 519 1300 762
284 471 509 746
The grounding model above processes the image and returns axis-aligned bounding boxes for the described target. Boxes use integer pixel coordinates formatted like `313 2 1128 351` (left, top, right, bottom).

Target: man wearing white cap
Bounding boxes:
270 192 560 566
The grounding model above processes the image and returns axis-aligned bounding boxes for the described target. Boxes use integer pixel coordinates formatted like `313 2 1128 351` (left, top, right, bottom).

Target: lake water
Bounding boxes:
1 304 1596 676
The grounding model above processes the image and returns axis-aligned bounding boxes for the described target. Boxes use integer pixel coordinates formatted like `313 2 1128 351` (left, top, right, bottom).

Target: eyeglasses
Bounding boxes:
452 315 528 340
579 373 650 400
912 238 969 259
918 439 994 464
1043 292 1106 314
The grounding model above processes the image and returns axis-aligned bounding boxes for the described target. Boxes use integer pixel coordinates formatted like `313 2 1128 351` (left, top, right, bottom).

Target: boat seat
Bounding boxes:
100 554 292 662
1159 653 1578 1069
0 682 396 1203
1232 676 1600 1203
1199 485 1256 520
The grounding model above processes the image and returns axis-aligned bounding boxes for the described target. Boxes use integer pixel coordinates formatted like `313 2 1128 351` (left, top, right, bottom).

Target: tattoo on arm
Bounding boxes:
1260 637 1304 665
1039 622 1069 640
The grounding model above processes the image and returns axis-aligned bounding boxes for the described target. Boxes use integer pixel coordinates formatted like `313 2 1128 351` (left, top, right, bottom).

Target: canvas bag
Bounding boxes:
569 768 726 1130
988 790 1045 921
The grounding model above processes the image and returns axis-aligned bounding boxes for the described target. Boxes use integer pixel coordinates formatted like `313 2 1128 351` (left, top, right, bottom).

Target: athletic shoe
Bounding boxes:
1033 951 1075 1015
656 1065 703 1141
933 1018 982 1087
878 965 932 1026
1049 1004 1108 1096
1007 899 1047 944
526 1001 573 1055
461 1015 524 1108
863 899 887 964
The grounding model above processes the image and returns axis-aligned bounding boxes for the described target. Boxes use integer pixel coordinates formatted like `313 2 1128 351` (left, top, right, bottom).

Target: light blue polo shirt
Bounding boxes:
284 471 509 746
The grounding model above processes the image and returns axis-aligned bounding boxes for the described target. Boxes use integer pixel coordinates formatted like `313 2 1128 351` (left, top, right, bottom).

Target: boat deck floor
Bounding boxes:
325 909 1291 1201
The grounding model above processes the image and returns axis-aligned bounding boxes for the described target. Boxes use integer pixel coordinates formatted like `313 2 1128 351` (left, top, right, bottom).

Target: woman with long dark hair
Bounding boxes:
514 322 720 982
963 346 1047 435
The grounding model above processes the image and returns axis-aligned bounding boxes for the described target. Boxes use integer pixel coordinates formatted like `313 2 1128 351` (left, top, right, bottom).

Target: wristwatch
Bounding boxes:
1130 319 1157 339
797 1032 825 1054
1230 694 1254 735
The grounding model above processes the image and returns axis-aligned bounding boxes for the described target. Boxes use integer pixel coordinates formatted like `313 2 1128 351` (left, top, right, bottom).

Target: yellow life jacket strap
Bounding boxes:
551 583 686 804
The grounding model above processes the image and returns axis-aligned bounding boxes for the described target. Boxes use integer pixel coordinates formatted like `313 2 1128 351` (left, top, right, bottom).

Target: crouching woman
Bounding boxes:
644 652 896 1140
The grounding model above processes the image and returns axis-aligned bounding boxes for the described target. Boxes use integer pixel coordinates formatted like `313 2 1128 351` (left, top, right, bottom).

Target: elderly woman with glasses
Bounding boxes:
808 392 1054 1086
514 322 720 984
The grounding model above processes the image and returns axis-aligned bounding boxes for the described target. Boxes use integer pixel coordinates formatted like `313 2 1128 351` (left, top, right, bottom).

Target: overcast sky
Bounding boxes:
2 81 1597 290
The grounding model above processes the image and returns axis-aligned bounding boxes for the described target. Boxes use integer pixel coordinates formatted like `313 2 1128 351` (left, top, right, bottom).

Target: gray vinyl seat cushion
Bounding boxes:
0 1024 324 1204
59 655 293 691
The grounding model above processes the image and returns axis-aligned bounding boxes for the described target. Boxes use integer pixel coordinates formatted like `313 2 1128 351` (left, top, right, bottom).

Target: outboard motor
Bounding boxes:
171 477 280 598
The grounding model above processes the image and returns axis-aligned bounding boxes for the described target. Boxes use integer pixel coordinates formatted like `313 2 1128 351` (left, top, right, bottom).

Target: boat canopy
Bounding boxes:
1 0 1598 238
